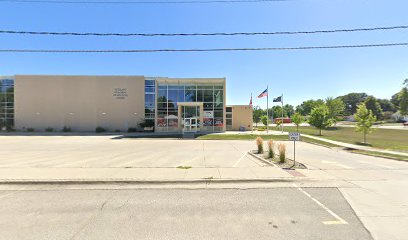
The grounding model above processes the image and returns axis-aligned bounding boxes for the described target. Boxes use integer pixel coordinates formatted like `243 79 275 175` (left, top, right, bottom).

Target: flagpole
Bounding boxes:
281 93 284 133
266 85 269 133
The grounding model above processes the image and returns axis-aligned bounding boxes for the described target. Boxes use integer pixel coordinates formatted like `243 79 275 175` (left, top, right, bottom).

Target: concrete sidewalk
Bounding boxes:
0 166 296 183
301 133 408 157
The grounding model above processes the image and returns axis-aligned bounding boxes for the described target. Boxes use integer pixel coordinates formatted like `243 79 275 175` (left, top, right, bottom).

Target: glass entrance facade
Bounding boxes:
156 80 225 132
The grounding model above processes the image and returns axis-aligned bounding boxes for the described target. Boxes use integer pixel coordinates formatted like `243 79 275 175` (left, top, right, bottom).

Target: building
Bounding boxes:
226 105 253 131
0 75 253 133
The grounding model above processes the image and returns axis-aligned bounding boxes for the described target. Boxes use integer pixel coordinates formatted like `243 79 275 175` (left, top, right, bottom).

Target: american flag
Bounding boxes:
257 89 268 98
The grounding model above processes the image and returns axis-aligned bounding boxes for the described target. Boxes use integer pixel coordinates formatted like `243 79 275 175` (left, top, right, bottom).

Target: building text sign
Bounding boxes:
113 88 128 99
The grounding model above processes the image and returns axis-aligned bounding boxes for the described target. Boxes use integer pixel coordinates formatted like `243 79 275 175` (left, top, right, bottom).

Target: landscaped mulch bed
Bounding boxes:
251 150 307 169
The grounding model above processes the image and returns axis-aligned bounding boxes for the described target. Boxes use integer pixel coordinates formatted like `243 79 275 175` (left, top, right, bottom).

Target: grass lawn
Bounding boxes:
196 133 342 148
197 134 289 141
350 150 408 161
276 126 408 152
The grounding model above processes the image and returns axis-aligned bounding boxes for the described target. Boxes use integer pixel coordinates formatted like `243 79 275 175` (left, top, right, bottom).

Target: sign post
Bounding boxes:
288 132 300 169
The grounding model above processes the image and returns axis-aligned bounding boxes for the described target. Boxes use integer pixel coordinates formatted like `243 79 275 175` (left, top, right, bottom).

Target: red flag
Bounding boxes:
249 93 253 107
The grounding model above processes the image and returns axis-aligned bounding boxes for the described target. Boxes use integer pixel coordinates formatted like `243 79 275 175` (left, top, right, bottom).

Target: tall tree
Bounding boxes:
378 99 396 113
283 104 295 118
399 87 408 116
252 106 263 127
338 93 367 115
404 78 408 87
296 99 324 116
364 96 383 120
308 105 332 136
271 105 283 119
354 103 376 144
325 97 345 123
291 112 304 132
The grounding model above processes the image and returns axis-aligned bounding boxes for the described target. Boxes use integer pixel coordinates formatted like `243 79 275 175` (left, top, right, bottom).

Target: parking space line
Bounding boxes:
293 184 348 225
233 152 247 167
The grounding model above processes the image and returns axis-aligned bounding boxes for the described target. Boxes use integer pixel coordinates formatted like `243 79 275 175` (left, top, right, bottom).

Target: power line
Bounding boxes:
0 0 293 4
0 42 407 53
1 25 408 37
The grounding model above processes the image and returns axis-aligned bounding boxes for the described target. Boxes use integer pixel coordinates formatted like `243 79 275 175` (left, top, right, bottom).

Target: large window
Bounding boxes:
144 80 156 120
0 78 14 130
156 81 224 132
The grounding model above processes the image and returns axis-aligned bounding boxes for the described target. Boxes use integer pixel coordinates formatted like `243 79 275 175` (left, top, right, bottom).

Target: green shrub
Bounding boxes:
256 136 264 154
278 143 286 163
95 126 106 133
45 127 54 132
128 127 137 132
267 139 275 159
62 126 71 132
27 128 35 132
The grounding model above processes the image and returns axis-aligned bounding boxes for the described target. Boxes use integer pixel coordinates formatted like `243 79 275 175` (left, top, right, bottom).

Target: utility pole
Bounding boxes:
281 94 284 133
266 85 269 133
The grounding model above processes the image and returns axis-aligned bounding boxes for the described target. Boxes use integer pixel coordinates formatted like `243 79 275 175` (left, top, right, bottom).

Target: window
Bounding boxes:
156 82 224 132
0 78 14 130
144 80 156 120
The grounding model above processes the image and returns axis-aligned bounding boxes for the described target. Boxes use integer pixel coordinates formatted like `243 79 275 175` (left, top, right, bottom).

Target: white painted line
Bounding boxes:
359 161 394 169
293 184 348 225
233 152 247 167
322 160 354 169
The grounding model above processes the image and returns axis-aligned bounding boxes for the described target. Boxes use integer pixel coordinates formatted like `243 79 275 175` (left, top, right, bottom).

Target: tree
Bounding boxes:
252 106 263 127
399 87 408 116
404 78 408 87
283 104 295 118
364 96 383 120
292 112 304 132
338 93 367 115
271 106 283 120
308 105 332 136
391 93 400 110
261 115 268 127
354 103 376 144
325 97 345 124
296 99 324 116
378 99 396 113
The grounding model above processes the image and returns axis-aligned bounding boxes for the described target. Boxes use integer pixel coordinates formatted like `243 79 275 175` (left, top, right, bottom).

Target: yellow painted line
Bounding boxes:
293 184 348 225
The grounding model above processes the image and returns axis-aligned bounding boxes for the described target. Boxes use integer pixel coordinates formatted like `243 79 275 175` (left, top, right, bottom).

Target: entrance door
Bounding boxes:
184 118 198 132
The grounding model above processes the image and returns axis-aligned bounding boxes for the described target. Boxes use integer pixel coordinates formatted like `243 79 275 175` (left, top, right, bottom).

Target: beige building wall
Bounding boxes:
229 105 253 131
15 75 145 131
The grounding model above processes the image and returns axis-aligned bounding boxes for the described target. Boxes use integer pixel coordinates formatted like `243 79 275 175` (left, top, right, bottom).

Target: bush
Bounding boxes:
128 127 137 133
114 129 121 133
45 127 54 132
95 126 106 133
27 128 35 132
256 136 264 154
62 126 71 132
267 139 275 159
278 143 286 163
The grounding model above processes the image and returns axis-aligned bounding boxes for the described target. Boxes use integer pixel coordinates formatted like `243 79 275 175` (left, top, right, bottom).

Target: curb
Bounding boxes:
247 151 278 167
0 178 298 185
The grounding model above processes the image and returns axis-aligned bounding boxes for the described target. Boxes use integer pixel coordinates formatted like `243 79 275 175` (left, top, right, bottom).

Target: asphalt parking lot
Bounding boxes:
0 188 372 240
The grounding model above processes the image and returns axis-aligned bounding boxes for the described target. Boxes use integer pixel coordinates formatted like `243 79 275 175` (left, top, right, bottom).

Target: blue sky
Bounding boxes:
1 0 408 108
